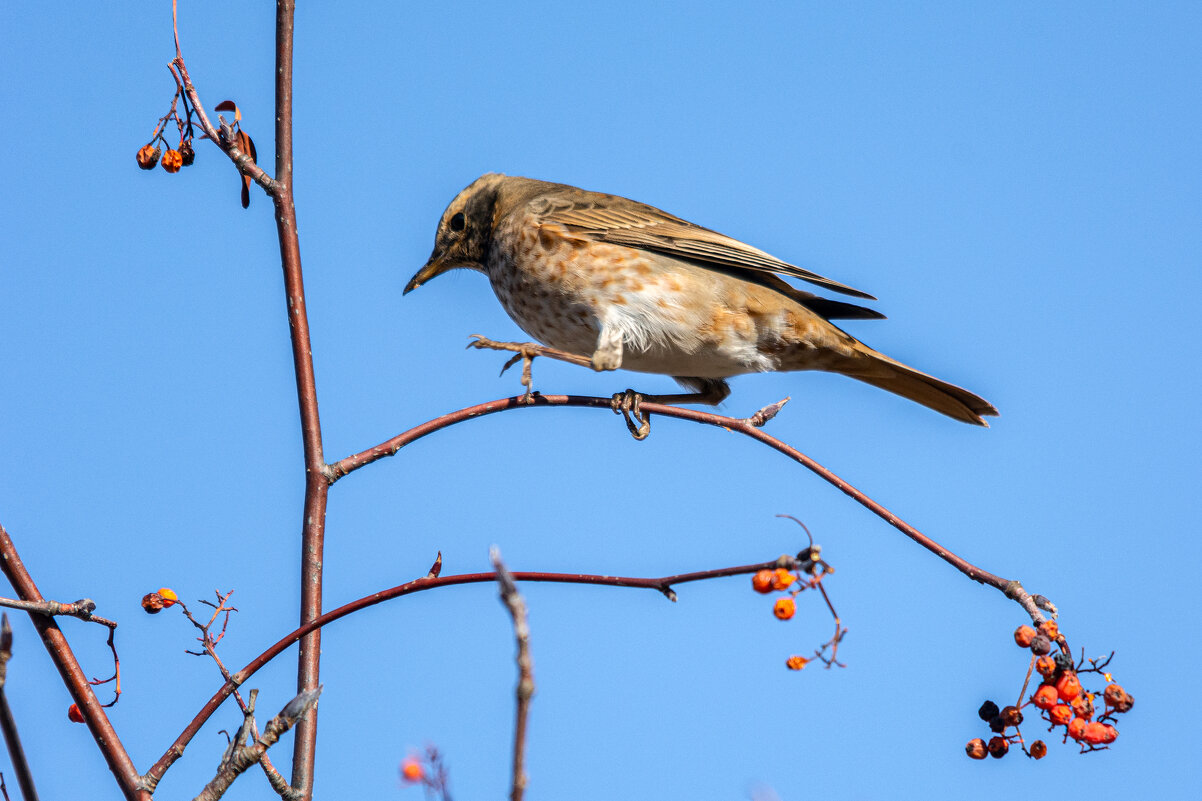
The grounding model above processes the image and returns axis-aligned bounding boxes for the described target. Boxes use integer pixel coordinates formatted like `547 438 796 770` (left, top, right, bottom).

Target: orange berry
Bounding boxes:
1070 692 1094 721
161 149 183 173
136 143 160 170
1081 722 1118 746
751 570 774 594
1056 672 1082 703
1104 683 1134 713
1035 655 1056 678
1000 705 1023 727
771 568 796 591
773 597 795 620
785 655 808 670
965 738 988 759
68 703 84 723
1029 740 1047 759
1066 716 1086 740
141 592 165 614
400 758 423 783
1031 685 1059 710
1049 704 1072 726
158 587 179 607
1037 619 1059 640
1013 625 1036 648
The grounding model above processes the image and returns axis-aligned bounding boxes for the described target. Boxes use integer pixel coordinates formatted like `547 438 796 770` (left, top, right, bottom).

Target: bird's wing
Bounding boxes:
537 196 876 300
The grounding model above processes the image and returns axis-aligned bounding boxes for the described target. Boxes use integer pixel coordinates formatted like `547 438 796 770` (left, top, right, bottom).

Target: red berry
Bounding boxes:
1031 685 1059 711
1013 625 1036 648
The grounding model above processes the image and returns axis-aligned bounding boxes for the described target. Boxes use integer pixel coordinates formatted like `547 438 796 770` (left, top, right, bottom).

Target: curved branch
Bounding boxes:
328 393 1012 590
143 558 783 787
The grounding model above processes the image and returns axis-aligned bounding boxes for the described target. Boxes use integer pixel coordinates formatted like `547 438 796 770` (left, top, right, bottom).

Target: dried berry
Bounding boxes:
1029 740 1047 759
1035 655 1057 678
136 144 161 170
1029 634 1052 655
1070 693 1095 721
987 736 1009 758
1053 651 1074 671
978 700 1000 722
988 715 1007 733
141 592 165 614
179 140 195 166
1056 672 1082 703
751 570 774 594
1013 625 1036 648
1104 683 1134 713
965 738 988 760
772 597 795 620
1000 705 1024 727
771 568 796 591
785 655 809 670
161 149 183 173
1038 619 1059 640
1031 685 1059 711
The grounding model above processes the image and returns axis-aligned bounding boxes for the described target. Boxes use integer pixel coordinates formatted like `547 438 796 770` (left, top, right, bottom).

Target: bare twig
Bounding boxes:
0 616 38 801
490 550 534 801
191 687 321 801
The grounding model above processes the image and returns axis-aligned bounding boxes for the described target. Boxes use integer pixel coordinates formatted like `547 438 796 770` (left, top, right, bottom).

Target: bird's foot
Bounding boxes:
611 389 651 441
467 335 592 405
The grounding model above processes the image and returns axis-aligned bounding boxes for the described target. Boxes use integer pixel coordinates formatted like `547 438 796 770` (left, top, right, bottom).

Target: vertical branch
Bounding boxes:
0 615 39 801
0 526 145 801
269 2 328 798
490 549 534 801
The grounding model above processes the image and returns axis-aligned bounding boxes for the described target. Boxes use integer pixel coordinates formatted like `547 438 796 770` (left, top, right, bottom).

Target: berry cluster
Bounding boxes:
966 620 1133 760
140 587 179 614
750 533 845 670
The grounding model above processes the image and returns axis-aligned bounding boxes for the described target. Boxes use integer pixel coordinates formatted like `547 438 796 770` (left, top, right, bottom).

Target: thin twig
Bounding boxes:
490 550 534 801
0 616 38 801
191 688 321 801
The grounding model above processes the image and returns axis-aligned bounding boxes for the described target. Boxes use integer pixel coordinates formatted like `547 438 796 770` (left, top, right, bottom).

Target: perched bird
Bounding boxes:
405 174 998 426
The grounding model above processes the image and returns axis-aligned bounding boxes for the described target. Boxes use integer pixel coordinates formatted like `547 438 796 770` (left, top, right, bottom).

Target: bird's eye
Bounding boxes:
449 212 466 232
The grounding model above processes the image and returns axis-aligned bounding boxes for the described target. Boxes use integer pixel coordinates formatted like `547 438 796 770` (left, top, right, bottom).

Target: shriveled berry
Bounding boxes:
1031 685 1059 710
1070 693 1094 721
1029 634 1052 655
136 143 161 170
987 736 1009 758
161 149 183 173
141 592 165 614
1104 683 1134 713
1013 625 1036 648
1067 716 1086 740
1049 704 1072 726
1029 740 1047 759
771 568 796 591
1035 655 1056 678
1053 651 1074 671
751 570 774 594
988 715 1007 733
179 141 195 166
1081 722 1118 745
978 700 1000 722
1056 672 1082 703
773 597 795 620
68 703 84 723
785 655 808 670
965 738 988 759
1038 619 1059 640
1000 705 1024 727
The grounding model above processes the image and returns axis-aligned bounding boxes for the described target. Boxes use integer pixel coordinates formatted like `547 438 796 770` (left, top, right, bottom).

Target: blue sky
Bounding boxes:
1 2 1199 799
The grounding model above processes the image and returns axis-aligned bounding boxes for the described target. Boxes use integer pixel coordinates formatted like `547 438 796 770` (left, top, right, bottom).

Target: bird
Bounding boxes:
404 173 998 426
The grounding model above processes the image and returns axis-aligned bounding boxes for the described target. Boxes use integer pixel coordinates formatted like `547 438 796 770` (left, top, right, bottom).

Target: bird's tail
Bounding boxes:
841 343 999 426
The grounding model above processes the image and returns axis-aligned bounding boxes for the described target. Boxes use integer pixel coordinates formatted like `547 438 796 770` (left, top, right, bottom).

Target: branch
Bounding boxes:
326 394 1048 611
0 525 145 800
191 687 321 801
490 550 533 801
0 615 38 801
145 556 787 786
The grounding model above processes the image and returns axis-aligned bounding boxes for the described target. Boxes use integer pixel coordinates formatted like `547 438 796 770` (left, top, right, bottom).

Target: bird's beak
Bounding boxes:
403 254 451 295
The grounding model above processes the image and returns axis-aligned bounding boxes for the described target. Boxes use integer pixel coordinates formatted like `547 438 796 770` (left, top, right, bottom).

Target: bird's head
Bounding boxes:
404 173 507 294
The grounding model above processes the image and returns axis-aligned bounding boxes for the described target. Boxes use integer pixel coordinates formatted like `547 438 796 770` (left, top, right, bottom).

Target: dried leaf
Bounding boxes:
214 99 242 123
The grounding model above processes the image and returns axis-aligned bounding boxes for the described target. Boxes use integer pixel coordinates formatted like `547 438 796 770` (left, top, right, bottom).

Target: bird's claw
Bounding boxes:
611 389 651 441
467 335 541 403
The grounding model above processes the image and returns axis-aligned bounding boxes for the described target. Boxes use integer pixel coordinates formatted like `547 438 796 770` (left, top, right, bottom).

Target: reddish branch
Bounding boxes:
491 550 534 801
146 557 792 784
